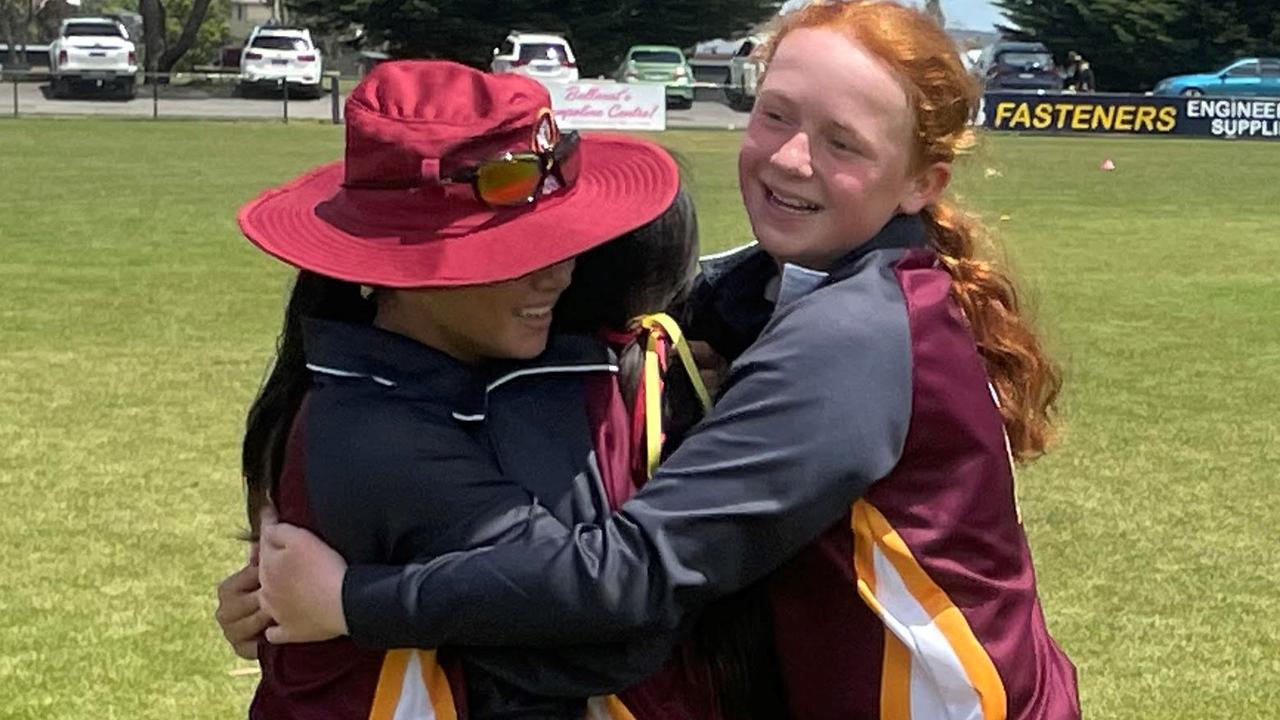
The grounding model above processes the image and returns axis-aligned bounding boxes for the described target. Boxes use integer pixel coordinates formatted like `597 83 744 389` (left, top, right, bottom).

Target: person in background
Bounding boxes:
1064 50 1097 92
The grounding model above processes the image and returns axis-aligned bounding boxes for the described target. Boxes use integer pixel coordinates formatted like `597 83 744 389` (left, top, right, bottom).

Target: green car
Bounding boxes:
615 44 695 109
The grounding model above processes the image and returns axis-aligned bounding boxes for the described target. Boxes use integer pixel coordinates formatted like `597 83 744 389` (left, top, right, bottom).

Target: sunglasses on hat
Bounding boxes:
442 130 582 208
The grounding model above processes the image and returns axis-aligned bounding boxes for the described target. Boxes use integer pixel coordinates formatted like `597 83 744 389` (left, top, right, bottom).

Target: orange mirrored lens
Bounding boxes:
477 159 542 206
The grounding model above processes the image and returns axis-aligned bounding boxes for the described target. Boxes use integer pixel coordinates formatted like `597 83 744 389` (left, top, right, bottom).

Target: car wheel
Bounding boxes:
52 78 69 99
1181 88 1204 97
119 78 136 101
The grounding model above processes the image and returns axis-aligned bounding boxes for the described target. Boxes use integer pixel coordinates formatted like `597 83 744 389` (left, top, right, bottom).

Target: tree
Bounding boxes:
137 0 229 75
994 0 1280 90
0 0 22 68
286 0 780 76
1 0 48 68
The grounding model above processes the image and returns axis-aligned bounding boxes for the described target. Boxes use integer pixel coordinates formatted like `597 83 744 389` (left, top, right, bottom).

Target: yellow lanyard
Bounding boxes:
633 313 714 479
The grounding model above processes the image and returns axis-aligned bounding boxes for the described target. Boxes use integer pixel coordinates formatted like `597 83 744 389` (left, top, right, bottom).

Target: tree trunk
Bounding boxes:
156 0 213 73
138 0 166 76
926 0 946 28
1 7 18 69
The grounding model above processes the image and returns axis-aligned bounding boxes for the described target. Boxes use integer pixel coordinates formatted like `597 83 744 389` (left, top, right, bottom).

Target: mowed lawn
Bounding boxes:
1 118 1277 719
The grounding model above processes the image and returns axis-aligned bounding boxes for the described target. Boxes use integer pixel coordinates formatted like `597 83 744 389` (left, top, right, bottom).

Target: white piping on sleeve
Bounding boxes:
305 363 398 387
485 364 619 393
698 241 758 261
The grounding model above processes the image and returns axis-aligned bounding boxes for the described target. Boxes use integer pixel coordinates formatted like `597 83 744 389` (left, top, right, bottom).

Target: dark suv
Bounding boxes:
976 41 1063 92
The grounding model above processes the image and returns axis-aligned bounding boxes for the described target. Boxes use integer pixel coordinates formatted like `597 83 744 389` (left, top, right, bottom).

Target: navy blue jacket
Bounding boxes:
251 320 676 719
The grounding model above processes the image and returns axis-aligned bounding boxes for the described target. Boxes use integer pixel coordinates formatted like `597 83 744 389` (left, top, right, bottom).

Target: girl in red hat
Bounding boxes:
222 59 716 720
240 3 1083 718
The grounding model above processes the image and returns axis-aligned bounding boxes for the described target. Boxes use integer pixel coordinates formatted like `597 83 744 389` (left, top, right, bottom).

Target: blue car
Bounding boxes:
1153 58 1280 97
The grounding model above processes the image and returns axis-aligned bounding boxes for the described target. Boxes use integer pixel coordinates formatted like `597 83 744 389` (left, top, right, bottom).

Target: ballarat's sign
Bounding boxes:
981 93 1280 140
546 81 666 132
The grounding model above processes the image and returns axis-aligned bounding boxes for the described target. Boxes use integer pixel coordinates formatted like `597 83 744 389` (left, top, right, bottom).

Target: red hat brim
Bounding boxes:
238 134 679 288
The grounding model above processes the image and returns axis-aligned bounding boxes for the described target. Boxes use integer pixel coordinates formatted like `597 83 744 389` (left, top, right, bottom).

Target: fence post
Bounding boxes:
281 78 289 124
330 74 340 124
152 72 159 119
12 75 17 118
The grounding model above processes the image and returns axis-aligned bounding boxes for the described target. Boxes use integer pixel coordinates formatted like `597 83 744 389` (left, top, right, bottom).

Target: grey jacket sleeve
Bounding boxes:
343 283 913 648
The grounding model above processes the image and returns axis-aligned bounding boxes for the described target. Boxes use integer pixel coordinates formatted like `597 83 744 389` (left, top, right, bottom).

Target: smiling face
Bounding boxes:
738 27 944 270
380 258 576 363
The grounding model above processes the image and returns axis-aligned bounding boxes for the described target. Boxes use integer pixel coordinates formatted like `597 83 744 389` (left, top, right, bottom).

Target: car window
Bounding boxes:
498 39 515 56
518 43 568 63
736 41 755 58
631 50 683 64
1225 61 1259 77
997 51 1053 69
252 36 310 51
1259 60 1280 77
65 23 122 38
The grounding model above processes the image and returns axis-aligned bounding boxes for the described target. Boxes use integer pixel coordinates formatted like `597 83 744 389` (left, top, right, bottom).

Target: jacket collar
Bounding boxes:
303 317 487 411
303 318 615 422
823 213 929 284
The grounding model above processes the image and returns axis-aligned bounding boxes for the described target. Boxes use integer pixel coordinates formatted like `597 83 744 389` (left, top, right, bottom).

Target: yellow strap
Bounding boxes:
633 313 714 478
636 313 713 411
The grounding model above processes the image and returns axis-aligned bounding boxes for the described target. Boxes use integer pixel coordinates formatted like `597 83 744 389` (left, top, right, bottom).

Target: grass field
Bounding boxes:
1 118 1277 719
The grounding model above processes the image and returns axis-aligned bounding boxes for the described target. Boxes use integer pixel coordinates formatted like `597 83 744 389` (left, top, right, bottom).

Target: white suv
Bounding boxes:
238 26 323 98
48 17 138 99
491 32 579 85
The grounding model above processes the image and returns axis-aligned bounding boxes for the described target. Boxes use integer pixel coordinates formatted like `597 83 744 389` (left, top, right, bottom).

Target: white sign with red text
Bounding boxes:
546 81 666 131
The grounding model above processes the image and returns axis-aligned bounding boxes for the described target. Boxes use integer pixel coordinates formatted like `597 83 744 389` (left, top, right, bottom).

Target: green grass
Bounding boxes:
1 118 1277 718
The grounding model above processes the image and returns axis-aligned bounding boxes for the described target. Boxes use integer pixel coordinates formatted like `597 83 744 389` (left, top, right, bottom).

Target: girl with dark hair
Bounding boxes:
221 59 705 720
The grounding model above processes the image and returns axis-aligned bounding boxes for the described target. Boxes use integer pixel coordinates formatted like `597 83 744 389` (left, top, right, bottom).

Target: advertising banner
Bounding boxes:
981 92 1280 140
546 81 666 132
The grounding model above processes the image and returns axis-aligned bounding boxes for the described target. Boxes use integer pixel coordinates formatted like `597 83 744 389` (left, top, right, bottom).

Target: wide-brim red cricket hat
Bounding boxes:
238 60 679 287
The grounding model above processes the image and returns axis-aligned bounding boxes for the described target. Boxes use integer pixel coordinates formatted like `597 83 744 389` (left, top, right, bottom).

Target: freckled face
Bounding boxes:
738 28 923 269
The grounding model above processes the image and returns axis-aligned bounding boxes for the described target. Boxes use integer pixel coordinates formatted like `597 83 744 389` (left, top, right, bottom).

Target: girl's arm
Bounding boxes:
263 384 684 697
340 287 914 649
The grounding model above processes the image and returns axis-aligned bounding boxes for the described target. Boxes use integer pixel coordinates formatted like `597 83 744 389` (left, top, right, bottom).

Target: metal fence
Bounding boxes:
1 69 344 123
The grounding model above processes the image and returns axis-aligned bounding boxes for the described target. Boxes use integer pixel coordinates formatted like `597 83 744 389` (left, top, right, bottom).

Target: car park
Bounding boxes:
614 45 694 109
47 17 138 99
238 26 323 98
1153 58 1280 97
975 41 1063 92
491 32 579 85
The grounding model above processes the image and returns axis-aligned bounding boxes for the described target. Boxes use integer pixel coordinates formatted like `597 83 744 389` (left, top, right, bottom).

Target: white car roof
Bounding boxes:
508 33 570 45
257 28 311 37
62 17 122 26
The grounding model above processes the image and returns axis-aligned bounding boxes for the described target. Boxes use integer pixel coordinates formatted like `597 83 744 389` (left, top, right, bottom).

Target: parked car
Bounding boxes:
1153 58 1280 97
491 32 579 85
238 26 323 98
614 45 694 109
47 17 138 99
726 34 769 111
975 41 1063 92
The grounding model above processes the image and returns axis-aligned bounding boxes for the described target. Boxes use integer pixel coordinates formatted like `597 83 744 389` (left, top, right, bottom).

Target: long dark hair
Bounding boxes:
553 186 700 334
554 187 705 447
241 271 375 538
558 189 789 718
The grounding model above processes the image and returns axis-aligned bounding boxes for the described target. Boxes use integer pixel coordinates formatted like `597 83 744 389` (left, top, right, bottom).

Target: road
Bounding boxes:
2 80 752 129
